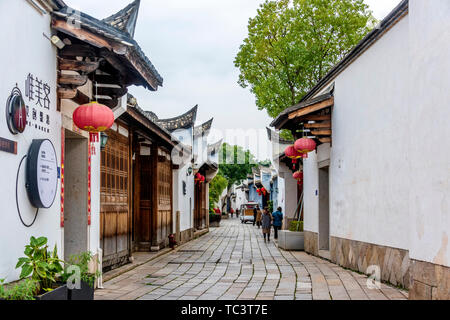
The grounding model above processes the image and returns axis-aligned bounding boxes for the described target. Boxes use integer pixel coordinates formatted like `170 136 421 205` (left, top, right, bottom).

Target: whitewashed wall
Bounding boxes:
172 128 195 233
304 15 411 250
408 0 450 267
0 1 61 282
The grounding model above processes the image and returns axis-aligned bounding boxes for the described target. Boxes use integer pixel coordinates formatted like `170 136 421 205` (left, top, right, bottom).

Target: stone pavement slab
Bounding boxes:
96 219 408 300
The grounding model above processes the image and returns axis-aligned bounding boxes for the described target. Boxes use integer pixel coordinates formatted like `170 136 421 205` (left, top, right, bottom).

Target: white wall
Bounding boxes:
408 0 450 267
317 16 411 250
0 1 61 282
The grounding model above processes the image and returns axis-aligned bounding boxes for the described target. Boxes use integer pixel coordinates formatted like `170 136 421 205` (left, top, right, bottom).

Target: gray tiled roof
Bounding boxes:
157 106 198 132
53 4 163 88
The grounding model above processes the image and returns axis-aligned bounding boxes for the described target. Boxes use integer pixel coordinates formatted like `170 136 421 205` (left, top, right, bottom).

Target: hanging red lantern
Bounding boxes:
285 145 304 169
294 138 316 159
256 188 261 196
73 102 114 155
195 173 202 184
261 187 267 196
293 171 303 185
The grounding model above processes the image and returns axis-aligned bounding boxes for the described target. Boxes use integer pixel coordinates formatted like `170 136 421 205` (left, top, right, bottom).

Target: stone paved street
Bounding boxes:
95 219 408 300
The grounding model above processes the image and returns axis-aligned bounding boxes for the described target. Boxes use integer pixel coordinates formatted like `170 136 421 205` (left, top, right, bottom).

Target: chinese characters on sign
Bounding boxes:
25 73 51 133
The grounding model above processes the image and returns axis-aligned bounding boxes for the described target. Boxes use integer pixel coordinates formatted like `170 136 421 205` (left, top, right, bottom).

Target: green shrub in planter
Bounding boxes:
15 236 64 296
0 278 39 300
209 213 222 223
60 251 100 300
289 221 304 232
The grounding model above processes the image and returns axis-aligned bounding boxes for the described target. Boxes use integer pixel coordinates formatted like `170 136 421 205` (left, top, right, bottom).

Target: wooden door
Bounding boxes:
137 154 152 247
100 128 130 270
156 149 173 246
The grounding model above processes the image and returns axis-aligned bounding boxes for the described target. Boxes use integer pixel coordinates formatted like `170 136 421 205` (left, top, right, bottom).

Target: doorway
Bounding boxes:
318 166 330 256
64 130 88 262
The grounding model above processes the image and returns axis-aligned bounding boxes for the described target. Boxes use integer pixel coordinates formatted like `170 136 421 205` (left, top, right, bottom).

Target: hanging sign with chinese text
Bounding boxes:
26 139 58 208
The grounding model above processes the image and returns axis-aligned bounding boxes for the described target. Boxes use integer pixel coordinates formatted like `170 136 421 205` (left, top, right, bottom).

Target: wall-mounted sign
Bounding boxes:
25 73 52 133
6 86 27 134
0 137 17 154
26 139 58 208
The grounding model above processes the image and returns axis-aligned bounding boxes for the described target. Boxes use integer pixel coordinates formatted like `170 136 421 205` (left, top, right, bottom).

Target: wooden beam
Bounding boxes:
311 129 332 136
57 87 77 99
58 58 99 74
304 121 332 129
319 137 332 144
96 86 128 98
98 98 119 109
59 44 97 58
58 74 88 87
72 89 90 106
288 97 334 120
302 114 331 121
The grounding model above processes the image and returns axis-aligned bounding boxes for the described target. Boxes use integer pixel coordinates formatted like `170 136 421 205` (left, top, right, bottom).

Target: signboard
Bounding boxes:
26 139 58 208
0 137 17 154
6 86 27 134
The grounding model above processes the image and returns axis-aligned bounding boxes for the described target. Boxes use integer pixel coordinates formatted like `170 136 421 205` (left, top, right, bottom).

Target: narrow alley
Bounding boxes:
96 219 408 300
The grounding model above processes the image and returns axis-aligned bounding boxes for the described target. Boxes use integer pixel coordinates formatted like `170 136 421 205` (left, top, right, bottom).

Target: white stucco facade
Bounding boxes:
0 1 61 282
302 0 450 269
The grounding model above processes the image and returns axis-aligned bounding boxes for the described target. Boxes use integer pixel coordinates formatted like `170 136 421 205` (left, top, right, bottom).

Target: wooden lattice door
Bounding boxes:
157 149 173 246
100 128 130 270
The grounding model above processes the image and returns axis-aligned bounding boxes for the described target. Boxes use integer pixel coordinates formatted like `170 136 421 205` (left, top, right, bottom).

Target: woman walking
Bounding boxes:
255 207 262 228
261 207 273 242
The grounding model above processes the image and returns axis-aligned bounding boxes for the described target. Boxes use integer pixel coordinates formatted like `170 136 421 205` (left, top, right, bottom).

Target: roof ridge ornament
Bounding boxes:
103 0 141 38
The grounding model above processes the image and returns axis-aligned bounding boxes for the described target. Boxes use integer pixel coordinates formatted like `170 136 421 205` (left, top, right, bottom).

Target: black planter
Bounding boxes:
68 281 94 300
34 284 68 300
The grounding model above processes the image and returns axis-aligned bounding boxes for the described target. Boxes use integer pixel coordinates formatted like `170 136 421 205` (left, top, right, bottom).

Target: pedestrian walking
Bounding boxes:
230 208 235 218
272 207 284 239
253 205 259 226
261 207 273 242
256 208 262 228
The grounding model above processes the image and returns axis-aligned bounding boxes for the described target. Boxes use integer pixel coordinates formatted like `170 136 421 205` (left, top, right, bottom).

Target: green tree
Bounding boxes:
219 143 257 188
235 0 375 118
209 174 228 211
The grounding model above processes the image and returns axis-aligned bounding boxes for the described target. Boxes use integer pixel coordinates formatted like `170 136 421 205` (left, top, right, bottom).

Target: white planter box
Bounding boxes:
277 231 304 251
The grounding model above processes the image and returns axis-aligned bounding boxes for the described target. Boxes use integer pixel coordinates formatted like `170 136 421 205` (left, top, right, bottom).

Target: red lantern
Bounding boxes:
256 188 261 196
293 171 303 185
73 102 114 155
195 173 202 184
285 145 304 169
261 187 267 196
294 138 316 159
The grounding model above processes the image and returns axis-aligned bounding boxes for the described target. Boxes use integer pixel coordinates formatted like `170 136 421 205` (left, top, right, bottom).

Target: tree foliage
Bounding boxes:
209 174 228 211
235 0 375 118
218 143 257 188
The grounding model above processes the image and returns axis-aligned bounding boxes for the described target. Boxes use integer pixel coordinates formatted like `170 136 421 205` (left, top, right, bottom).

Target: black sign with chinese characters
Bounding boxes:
25 73 52 134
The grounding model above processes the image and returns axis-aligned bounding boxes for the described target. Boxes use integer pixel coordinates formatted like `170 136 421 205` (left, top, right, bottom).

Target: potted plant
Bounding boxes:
15 236 67 300
61 251 100 300
209 212 222 227
277 220 305 251
0 278 39 300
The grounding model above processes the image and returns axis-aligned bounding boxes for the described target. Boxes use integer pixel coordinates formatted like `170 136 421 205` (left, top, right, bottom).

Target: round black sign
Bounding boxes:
6 86 27 134
26 139 58 209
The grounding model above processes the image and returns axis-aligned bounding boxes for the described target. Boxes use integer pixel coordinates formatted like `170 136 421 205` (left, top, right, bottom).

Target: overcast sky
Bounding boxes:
67 0 401 161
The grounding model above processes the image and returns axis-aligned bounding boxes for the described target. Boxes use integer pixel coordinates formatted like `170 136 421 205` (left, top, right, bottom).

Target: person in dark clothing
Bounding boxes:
261 207 273 242
272 207 284 239
253 205 259 226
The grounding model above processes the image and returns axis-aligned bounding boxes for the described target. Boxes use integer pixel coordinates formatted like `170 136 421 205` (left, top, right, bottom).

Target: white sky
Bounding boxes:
67 0 401 161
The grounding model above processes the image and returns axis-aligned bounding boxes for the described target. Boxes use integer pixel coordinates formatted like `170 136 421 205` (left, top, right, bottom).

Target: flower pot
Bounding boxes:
68 280 95 300
277 230 304 251
34 284 68 300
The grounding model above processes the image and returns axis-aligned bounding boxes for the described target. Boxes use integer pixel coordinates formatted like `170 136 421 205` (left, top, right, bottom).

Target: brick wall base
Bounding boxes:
409 259 450 300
